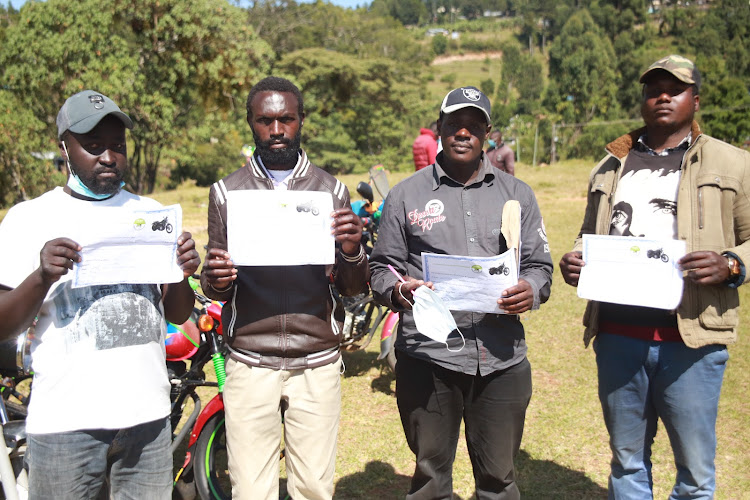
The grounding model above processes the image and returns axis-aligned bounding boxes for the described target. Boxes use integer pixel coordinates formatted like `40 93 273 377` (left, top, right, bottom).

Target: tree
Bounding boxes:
546 9 620 123
0 0 273 194
250 0 430 67
371 0 428 25
0 90 65 207
274 48 427 173
480 78 496 98
497 41 543 113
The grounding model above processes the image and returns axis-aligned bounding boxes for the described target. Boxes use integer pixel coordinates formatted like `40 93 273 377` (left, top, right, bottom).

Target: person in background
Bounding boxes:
0 90 200 499
371 85 553 499
412 121 438 171
559 54 750 499
485 130 515 176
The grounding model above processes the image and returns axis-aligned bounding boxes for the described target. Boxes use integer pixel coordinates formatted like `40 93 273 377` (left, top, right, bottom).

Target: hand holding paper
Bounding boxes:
421 251 518 314
71 204 184 288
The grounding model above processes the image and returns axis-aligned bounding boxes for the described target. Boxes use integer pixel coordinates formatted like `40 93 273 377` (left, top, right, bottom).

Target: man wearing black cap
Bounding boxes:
560 55 750 498
0 90 200 498
370 86 553 499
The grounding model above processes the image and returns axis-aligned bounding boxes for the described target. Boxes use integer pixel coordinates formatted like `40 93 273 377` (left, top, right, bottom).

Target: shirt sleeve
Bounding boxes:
370 187 410 311
0 204 38 289
517 185 553 309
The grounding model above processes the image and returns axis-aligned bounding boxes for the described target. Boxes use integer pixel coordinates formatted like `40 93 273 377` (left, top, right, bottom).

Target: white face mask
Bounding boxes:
412 285 465 351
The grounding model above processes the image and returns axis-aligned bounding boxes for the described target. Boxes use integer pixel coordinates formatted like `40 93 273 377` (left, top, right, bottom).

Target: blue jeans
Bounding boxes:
26 417 172 500
594 333 728 500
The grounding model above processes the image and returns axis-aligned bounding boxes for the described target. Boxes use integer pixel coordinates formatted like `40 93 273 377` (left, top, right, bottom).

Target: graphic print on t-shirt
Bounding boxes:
609 152 681 240
52 283 163 351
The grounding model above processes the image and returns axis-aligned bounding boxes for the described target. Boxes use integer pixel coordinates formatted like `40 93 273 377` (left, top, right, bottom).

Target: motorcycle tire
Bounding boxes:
194 412 230 500
166 223 174 234
386 344 397 373
385 317 398 373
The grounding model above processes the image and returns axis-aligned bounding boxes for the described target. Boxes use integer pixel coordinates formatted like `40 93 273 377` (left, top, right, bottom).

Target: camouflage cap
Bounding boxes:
639 55 701 90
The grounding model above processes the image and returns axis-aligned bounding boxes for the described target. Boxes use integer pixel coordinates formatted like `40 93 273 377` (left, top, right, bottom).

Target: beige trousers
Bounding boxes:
223 357 342 500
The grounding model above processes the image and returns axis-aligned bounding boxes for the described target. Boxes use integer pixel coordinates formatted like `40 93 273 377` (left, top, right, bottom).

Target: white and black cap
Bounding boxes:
440 86 491 125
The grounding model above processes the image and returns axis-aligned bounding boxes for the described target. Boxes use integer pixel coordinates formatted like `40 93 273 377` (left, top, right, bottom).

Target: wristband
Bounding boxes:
340 245 365 263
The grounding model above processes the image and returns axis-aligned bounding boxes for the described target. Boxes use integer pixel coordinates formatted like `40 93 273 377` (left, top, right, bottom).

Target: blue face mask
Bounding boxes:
487 139 497 149
62 141 123 200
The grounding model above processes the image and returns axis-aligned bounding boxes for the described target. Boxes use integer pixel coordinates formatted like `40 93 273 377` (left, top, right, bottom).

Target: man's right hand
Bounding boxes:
559 251 585 287
391 277 433 310
38 238 82 286
202 248 237 291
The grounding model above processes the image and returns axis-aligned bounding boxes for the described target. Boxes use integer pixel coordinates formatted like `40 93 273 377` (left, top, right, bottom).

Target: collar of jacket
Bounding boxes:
605 120 702 159
246 149 312 180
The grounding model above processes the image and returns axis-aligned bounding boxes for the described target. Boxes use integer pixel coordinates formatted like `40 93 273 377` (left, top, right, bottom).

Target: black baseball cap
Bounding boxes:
440 86 492 125
57 90 133 139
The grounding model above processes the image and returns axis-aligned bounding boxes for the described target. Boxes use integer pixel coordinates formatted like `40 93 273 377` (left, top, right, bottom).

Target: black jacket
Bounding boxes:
201 151 369 369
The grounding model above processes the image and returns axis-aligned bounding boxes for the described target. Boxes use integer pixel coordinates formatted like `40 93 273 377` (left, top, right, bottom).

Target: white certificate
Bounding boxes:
421 250 518 314
71 205 184 288
578 235 686 310
227 190 335 266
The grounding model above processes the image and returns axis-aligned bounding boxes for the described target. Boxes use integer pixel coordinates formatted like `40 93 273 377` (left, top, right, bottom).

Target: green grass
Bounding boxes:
5 161 749 498
162 162 749 499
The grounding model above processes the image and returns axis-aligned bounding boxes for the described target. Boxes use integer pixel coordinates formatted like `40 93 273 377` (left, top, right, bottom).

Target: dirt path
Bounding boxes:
432 51 503 65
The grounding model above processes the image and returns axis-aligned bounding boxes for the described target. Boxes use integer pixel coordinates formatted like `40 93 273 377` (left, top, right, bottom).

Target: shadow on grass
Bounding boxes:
342 350 395 396
516 449 608 499
334 460 411 499
332 451 608 500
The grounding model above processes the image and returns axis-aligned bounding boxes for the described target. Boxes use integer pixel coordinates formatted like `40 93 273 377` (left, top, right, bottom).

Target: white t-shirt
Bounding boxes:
0 187 171 434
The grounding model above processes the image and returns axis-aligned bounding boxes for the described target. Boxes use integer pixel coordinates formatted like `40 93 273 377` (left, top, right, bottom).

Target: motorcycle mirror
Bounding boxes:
356 182 374 203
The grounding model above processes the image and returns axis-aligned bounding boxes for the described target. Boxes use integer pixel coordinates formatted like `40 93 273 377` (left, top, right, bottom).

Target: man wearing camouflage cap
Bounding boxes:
0 90 200 498
560 55 750 498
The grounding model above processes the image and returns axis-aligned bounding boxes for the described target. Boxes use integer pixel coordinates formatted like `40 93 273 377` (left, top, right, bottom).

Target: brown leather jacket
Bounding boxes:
201 151 370 369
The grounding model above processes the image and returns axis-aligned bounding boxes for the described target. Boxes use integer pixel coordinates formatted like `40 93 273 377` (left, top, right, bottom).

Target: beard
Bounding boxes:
75 164 125 195
252 129 302 169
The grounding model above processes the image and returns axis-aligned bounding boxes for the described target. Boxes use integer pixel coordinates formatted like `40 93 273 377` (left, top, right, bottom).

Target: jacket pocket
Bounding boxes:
697 285 739 330
696 174 739 239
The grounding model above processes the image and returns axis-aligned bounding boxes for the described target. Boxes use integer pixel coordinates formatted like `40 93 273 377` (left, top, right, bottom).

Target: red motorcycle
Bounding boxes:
169 277 230 500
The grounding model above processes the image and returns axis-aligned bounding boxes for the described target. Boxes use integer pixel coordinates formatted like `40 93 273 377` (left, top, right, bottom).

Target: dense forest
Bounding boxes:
0 0 748 207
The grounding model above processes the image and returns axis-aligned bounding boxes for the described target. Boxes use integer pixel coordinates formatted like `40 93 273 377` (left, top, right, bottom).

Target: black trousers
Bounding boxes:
396 352 532 500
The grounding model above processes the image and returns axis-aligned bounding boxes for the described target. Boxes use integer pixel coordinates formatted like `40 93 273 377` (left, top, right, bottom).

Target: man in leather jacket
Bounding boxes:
201 76 369 500
560 55 750 499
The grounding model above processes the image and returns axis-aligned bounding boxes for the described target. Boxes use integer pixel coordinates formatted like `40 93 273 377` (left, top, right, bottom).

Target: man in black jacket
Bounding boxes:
201 76 369 500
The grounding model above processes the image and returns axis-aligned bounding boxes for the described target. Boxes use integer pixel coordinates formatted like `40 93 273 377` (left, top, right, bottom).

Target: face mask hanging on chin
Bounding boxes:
62 140 123 200
411 285 465 352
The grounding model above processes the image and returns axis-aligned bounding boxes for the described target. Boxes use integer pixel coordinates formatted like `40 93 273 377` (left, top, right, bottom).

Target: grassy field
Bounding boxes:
2 161 747 499
152 161 750 499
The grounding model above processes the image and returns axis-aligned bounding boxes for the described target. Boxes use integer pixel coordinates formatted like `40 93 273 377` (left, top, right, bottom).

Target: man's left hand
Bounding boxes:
678 251 731 286
176 232 201 278
332 207 363 257
497 279 533 314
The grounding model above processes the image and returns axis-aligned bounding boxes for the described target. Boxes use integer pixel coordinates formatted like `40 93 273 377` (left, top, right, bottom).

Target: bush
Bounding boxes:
432 34 448 55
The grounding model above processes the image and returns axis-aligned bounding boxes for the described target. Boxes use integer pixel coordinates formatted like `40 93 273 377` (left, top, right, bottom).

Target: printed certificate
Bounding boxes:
227 190 335 266
578 234 686 309
71 204 184 288
421 250 518 314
